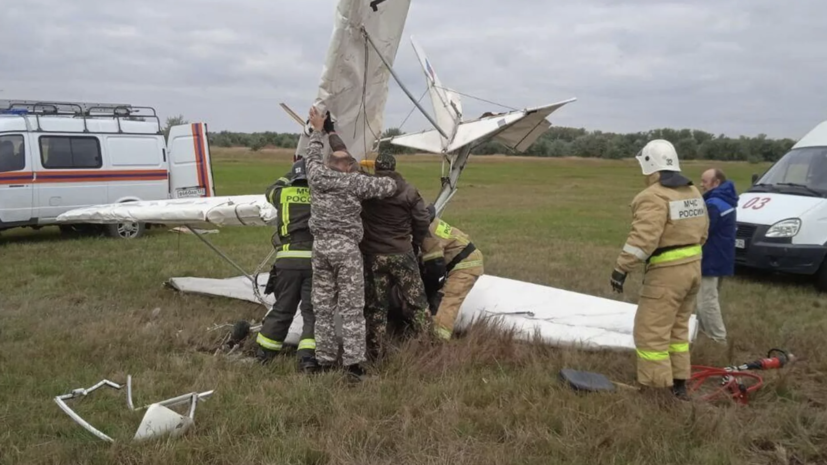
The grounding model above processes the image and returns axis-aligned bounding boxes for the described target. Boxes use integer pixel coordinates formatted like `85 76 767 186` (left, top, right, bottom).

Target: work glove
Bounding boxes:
610 269 627 293
428 290 444 316
323 111 336 133
423 258 446 281
263 265 278 295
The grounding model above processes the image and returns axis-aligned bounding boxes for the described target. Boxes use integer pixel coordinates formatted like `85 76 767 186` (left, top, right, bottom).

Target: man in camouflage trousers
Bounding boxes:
360 152 432 362
303 105 399 381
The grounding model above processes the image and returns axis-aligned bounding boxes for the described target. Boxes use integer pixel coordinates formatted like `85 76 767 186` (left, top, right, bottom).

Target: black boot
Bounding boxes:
256 347 279 365
298 355 320 374
344 364 366 383
672 379 690 401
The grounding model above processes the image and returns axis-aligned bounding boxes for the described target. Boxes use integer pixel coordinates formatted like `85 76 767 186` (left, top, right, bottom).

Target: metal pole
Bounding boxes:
184 225 255 285
361 27 449 140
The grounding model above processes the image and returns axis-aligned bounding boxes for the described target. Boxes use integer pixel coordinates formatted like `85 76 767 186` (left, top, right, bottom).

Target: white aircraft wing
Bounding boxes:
491 99 578 152
385 128 445 153
55 195 277 227
293 0 411 162
167 273 699 351
389 98 577 154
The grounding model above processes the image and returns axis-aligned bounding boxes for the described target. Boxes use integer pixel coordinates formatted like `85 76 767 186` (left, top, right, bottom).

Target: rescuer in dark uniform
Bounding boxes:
257 158 319 373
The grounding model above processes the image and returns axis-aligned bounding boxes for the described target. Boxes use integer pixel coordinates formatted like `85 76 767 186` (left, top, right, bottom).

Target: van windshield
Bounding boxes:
749 147 827 197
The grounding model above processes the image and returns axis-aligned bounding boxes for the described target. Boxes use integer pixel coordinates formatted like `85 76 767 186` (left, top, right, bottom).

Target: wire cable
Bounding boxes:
433 86 519 111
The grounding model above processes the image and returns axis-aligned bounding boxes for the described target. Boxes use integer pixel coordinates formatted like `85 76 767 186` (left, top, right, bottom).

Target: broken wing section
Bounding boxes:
294 0 411 161
430 99 577 215
389 98 577 155
386 128 445 153
491 98 577 152
447 112 527 152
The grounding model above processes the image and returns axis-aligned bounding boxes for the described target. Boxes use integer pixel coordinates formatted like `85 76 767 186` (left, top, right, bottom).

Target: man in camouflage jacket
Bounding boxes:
304 105 399 381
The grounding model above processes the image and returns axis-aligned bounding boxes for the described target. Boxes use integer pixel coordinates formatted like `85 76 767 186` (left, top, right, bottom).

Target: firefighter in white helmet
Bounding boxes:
611 139 709 400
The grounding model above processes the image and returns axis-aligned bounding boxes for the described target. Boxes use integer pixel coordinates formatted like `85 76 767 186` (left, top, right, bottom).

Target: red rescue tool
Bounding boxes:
688 348 795 404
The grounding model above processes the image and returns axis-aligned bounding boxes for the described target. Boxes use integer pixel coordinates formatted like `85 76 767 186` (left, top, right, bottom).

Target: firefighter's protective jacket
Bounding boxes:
615 172 709 274
264 170 313 270
420 219 483 278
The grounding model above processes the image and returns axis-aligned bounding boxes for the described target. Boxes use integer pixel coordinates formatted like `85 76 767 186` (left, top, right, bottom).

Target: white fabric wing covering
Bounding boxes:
166 273 698 351
55 195 278 227
294 0 411 162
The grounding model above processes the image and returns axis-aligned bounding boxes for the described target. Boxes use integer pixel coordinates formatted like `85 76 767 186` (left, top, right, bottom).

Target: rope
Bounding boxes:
433 86 519 111
397 87 429 132
360 40 380 160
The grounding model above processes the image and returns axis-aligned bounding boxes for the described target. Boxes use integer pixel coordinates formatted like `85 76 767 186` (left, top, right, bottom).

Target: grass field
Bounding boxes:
1 149 826 464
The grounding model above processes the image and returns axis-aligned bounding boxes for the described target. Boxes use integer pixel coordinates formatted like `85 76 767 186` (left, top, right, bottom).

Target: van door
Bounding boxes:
0 133 34 225
167 123 216 199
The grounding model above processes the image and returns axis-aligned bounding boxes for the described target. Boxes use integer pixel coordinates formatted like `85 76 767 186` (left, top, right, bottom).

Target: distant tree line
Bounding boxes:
177 113 795 163
208 130 301 151
468 127 797 163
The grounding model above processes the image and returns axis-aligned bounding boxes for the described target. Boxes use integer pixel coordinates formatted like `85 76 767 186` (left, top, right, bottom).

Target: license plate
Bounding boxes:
176 186 205 198
735 238 745 249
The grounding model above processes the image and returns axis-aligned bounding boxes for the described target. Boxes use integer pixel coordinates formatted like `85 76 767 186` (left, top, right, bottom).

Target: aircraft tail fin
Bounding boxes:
411 36 462 148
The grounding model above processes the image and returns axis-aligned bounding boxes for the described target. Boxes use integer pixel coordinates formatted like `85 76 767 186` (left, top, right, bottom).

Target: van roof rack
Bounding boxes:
0 99 162 134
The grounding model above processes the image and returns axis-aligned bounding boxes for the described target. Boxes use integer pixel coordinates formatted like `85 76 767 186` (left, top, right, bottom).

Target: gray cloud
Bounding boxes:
2 0 825 139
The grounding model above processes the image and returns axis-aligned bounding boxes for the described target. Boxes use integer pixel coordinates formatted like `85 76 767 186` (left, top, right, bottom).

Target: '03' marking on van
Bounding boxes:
742 197 771 210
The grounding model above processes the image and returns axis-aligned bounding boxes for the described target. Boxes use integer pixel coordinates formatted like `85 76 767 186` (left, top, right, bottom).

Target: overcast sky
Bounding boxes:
2 0 825 139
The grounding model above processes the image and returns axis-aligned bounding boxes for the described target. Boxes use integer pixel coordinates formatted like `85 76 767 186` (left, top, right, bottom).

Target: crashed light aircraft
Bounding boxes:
55 0 700 352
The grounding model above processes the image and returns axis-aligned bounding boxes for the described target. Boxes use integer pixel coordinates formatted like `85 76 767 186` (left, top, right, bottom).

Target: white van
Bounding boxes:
0 100 215 239
736 120 827 291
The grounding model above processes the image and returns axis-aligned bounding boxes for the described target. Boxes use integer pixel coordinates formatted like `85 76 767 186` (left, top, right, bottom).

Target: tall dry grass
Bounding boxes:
1 151 824 464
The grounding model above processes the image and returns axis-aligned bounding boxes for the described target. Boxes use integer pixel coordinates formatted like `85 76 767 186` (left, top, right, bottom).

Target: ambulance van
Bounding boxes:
0 100 215 239
736 120 827 291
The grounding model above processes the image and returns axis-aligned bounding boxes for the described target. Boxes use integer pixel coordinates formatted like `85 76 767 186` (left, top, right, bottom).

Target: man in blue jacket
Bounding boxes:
697 168 738 345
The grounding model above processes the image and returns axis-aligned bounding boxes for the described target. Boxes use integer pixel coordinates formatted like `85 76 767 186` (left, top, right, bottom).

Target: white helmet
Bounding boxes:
636 139 680 175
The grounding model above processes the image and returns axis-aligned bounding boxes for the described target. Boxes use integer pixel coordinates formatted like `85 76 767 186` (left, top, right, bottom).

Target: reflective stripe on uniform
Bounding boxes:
281 194 289 236
636 349 669 361
435 326 452 340
669 342 689 353
623 243 648 261
720 208 735 217
435 220 453 239
422 251 444 262
256 333 283 351
298 338 316 351
276 250 312 259
648 245 702 265
452 259 482 270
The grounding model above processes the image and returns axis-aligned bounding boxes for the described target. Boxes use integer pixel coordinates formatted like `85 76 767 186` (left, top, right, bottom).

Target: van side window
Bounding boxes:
39 136 102 169
0 135 26 173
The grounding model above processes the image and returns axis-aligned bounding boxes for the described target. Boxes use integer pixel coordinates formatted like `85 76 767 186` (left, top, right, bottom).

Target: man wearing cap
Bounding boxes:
360 152 432 361
610 139 709 400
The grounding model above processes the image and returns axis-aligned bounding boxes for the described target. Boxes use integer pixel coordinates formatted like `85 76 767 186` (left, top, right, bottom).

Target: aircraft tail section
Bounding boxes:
411 36 461 149
387 128 445 153
294 0 411 162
